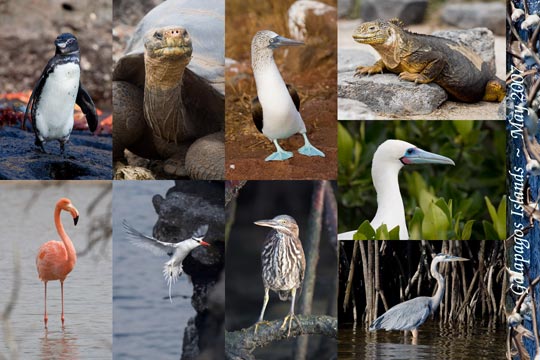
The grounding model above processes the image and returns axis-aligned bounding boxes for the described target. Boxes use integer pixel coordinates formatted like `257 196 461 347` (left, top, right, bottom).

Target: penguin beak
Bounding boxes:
400 148 455 166
271 36 304 49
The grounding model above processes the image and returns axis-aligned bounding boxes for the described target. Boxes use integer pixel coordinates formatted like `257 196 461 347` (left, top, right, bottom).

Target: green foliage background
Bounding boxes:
338 120 506 240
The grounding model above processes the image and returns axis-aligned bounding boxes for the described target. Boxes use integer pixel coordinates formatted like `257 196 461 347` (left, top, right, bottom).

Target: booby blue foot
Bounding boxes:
265 150 293 161
298 133 325 157
265 139 293 161
298 144 325 157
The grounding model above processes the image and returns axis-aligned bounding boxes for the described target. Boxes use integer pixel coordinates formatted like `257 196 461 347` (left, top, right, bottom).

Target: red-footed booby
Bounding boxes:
338 140 455 240
251 30 325 161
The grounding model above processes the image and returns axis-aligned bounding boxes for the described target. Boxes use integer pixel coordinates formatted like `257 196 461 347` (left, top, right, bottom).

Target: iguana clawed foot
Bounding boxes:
398 72 431 84
355 61 385 77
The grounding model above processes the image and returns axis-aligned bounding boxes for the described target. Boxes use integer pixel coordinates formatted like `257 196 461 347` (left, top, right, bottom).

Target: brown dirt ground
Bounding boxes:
225 0 337 180
0 0 112 111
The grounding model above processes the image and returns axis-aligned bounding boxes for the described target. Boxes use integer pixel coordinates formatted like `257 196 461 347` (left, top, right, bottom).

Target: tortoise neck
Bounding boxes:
144 53 187 90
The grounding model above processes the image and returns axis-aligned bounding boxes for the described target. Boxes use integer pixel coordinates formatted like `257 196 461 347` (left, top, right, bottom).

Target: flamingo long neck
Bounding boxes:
371 159 407 239
430 260 445 313
55 206 76 265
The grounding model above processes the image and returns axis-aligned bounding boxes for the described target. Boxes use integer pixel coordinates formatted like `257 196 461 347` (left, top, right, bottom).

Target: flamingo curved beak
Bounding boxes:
73 215 79 226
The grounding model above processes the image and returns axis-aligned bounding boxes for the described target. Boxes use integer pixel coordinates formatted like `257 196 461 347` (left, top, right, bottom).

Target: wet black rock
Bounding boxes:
0 127 112 179
150 181 225 360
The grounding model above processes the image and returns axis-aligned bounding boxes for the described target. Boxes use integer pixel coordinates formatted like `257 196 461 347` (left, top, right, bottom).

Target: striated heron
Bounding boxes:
253 214 306 337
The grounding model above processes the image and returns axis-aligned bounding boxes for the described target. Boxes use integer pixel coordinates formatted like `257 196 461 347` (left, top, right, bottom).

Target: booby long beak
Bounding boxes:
271 36 304 48
254 219 278 228
400 148 455 166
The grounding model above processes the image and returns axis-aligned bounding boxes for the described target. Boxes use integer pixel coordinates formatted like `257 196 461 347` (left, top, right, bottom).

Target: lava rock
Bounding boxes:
338 48 376 73
150 181 225 360
432 28 497 74
338 0 354 18
338 72 447 115
360 0 428 25
440 2 505 36
286 1 337 73
0 127 112 179
338 98 376 120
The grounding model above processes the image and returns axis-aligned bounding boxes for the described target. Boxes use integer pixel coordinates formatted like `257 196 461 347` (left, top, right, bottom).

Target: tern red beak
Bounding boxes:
200 241 211 247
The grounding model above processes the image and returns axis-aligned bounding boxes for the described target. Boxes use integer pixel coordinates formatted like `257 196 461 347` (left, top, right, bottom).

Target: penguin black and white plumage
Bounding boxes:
25 33 98 154
250 30 325 162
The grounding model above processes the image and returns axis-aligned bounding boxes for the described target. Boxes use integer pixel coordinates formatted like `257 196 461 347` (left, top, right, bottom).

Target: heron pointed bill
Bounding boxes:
442 255 468 262
269 35 304 49
254 219 279 228
400 147 455 166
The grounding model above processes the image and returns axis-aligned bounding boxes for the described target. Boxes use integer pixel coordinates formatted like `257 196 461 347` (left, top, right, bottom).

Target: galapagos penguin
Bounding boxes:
25 33 98 154
251 30 325 161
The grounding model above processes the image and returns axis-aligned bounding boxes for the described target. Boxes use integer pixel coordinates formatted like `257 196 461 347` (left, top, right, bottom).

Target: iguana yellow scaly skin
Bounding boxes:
353 19 505 103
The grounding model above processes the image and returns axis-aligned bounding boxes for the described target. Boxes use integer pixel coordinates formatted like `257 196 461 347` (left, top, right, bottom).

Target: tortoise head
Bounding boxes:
144 26 193 63
353 19 400 45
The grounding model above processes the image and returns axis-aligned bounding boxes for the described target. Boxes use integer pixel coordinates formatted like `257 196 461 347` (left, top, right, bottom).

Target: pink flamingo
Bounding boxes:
36 198 79 328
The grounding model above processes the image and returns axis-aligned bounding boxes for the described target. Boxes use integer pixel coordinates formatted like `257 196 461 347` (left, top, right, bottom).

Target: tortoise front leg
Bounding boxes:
398 53 446 84
355 59 386 77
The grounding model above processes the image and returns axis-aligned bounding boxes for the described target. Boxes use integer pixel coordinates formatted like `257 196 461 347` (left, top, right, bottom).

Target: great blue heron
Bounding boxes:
369 253 468 338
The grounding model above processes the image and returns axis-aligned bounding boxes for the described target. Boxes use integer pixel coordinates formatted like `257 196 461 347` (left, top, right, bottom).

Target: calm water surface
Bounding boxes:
0 183 112 359
339 321 506 360
113 181 196 360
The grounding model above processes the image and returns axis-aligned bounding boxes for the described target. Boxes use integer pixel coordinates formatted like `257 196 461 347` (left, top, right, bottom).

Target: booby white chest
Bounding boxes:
35 62 80 142
254 63 306 140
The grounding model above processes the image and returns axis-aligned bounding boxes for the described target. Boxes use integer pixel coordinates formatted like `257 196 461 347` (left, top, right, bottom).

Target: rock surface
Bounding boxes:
338 72 447 115
433 28 497 74
440 2 505 36
0 127 112 179
338 0 354 18
338 48 376 73
360 0 428 25
150 181 225 360
338 98 377 120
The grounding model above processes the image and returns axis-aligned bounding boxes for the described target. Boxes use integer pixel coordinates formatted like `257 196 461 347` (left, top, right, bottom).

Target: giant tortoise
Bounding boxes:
113 0 225 179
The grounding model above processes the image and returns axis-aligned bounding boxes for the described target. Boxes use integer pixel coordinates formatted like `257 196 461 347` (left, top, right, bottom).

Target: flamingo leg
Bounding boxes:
44 281 48 328
61 280 65 326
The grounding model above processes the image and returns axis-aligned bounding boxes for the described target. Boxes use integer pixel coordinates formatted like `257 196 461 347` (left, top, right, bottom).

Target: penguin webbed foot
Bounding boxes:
35 139 47 153
298 133 325 158
265 150 293 161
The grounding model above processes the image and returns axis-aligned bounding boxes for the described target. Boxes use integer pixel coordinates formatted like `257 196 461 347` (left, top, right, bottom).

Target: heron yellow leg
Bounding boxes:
279 288 303 337
254 287 271 335
411 329 418 339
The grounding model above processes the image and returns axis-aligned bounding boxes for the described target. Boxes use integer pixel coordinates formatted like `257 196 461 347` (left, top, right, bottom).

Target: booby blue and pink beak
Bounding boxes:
399 147 455 166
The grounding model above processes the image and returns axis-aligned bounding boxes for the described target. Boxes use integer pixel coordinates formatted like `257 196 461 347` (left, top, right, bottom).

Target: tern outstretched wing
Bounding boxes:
123 220 175 256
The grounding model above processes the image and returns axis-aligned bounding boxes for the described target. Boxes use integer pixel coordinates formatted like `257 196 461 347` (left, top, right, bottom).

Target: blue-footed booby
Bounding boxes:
251 30 325 161
338 140 455 240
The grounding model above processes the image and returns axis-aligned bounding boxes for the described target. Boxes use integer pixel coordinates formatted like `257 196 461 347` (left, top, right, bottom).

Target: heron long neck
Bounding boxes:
370 158 407 239
430 260 445 313
55 206 76 265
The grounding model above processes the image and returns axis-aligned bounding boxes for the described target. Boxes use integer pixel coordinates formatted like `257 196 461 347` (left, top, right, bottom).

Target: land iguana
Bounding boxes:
353 19 505 103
